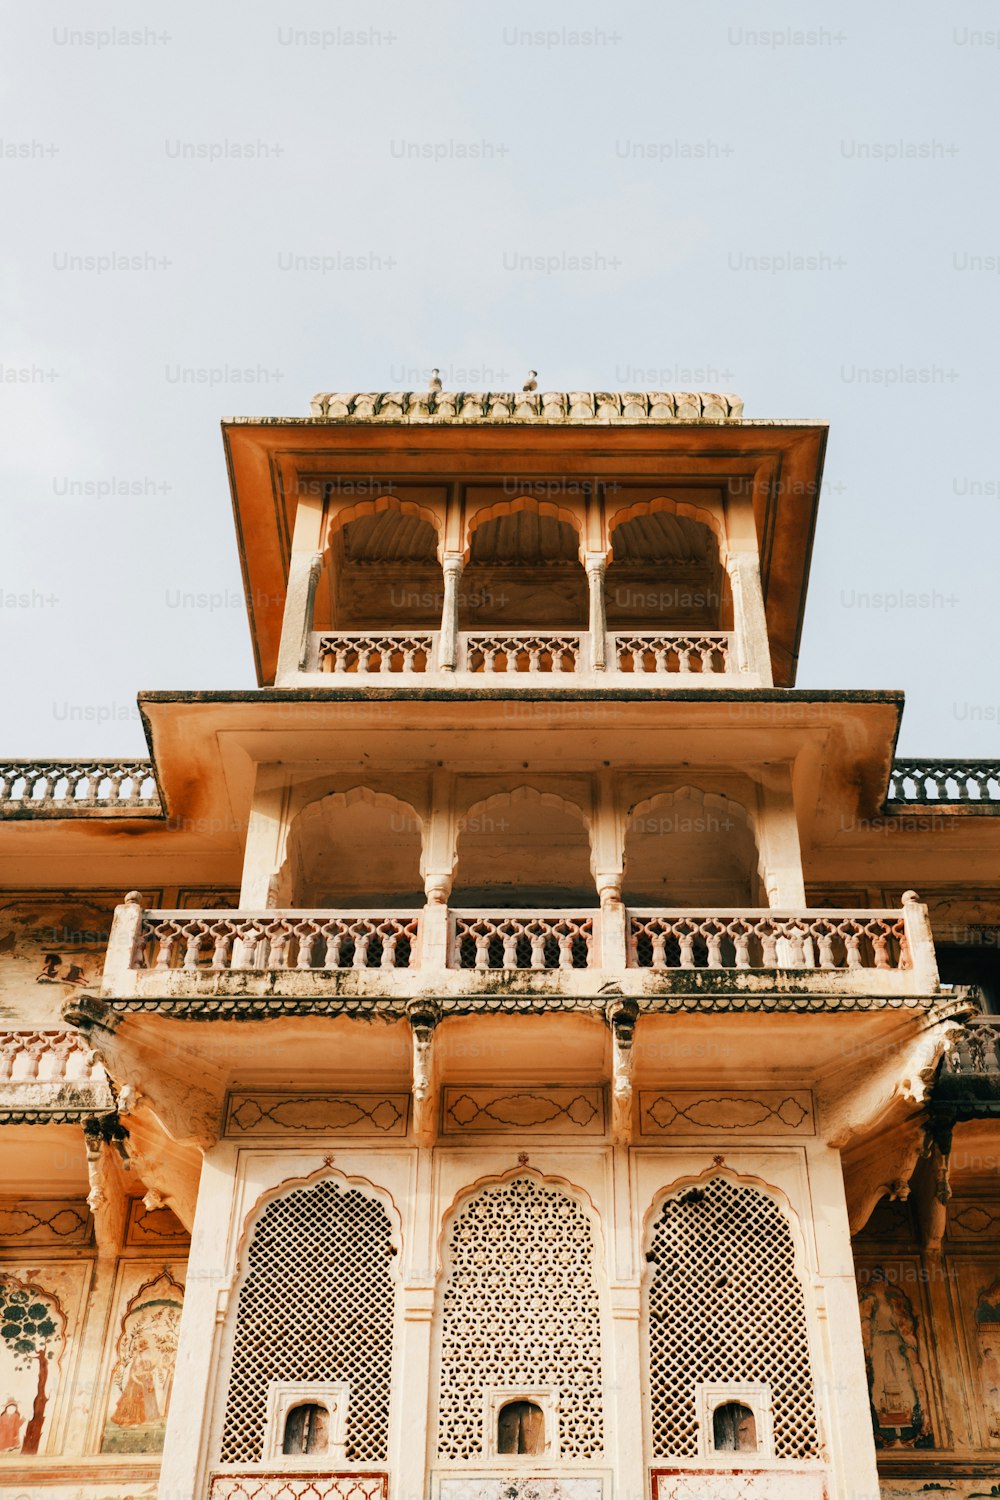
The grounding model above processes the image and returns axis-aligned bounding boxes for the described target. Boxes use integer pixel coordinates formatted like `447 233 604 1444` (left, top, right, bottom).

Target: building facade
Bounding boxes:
1 387 998 1500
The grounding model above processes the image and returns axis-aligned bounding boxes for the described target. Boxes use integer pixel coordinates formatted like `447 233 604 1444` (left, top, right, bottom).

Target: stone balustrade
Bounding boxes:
611 632 731 674
140 911 421 972
0 1029 114 1121
942 1016 1000 1079
101 895 940 1007
887 759 1000 807
0 1029 105 1083
0 759 160 815
628 909 909 971
304 630 737 682
451 912 596 969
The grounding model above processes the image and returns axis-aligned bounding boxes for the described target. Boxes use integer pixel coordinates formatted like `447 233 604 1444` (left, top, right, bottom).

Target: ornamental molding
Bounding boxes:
225 1091 410 1138
309 390 743 423
441 1086 605 1135
639 1090 814 1136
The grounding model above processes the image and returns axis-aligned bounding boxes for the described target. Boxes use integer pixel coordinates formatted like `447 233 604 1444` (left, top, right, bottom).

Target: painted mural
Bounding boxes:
0 893 126 1026
974 1278 1000 1446
0 1266 69 1452
101 1269 184 1454
858 1271 935 1449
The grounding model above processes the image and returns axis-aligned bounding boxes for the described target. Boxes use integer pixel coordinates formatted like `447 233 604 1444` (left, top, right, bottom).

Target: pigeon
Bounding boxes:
429 368 443 393
523 370 538 392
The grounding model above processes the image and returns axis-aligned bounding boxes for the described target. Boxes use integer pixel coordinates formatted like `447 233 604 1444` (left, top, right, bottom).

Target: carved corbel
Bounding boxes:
407 1000 441 1144
912 1131 952 1253
82 1115 129 1254
606 997 639 1145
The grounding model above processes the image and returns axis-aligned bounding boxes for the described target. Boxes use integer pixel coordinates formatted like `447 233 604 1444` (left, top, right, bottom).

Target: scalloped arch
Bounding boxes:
607 495 726 560
464 494 584 561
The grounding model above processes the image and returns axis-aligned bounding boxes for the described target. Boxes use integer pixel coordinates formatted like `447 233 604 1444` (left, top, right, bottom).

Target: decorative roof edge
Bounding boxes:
308 390 744 422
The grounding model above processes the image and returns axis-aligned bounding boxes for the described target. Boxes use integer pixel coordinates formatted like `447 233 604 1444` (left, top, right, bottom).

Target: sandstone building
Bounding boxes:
0 387 998 1500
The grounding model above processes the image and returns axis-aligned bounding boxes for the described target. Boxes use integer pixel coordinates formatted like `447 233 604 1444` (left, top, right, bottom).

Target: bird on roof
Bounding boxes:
523 370 538 391
428 368 443 393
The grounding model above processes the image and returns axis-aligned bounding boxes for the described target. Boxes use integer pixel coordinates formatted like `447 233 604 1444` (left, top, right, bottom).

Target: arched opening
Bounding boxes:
435 1174 604 1463
606 502 730 640
452 787 594 907
713 1401 758 1453
460 501 586 632
644 1174 818 1462
220 1176 396 1467
315 497 442 635
279 788 424 907
497 1399 545 1455
283 1402 330 1455
623 787 763 909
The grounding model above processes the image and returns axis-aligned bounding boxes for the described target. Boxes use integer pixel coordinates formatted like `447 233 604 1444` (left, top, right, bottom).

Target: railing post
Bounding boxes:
102 891 146 989
585 552 608 670
439 552 464 670
597 872 627 971
901 890 940 990
726 551 773 684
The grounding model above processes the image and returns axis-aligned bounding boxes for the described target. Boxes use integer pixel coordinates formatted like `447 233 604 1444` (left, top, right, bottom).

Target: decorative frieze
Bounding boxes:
225 1092 410 1137
651 1472 825 1500
438 1481 603 1500
441 1086 605 1135
0 1198 92 1246
309 389 743 422
639 1091 814 1136
209 1477 388 1500
124 1196 190 1246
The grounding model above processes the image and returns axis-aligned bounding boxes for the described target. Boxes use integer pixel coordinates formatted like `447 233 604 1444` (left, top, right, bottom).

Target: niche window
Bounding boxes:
283 1402 329 1455
262 1379 349 1464
481 1385 560 1460
497 1400 545 1455
713 1400 757 1453
694 1382 773 1462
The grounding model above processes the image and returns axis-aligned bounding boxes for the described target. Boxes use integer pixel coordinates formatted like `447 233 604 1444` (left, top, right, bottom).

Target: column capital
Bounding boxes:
584 550 609 574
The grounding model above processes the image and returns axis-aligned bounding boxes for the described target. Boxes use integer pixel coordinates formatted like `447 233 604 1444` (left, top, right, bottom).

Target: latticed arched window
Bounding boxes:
645 1175 819 1460
220 1177 395 1465
436 1174 605 1461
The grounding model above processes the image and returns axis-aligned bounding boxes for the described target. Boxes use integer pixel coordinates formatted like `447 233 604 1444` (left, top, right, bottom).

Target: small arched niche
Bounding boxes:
497 1399 546 1455
605 503 730 635
460 501 587 631
282 1401 330 1455
712 1400 758 1453
316 498 442 632
280 788 424 907
623 787 763 908
452 787 594 907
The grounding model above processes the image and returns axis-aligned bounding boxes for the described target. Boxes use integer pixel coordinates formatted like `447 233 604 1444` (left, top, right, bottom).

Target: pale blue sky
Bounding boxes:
2 1 999 757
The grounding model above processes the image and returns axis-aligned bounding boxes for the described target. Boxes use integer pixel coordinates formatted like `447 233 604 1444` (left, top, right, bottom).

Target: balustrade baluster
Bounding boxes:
211 930 232 971
324 930 343 968
502 931 519 968
557 932 574 969
734 931 751 969
182 931 202 970
529 931 546 968
845 932 862 969
761 930 778 967
872 930 891 969
706 931 723 968
352 932 370 968
651 932 667 970
474 932 490 970
381 933 397 968
817 932 836 969
679 931 696 969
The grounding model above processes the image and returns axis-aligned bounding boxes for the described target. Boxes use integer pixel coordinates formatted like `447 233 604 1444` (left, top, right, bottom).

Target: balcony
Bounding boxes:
0 759 160 816
886 759 1000 812
931 1015 1000 1122
99 896 940 1012
299 628 742 686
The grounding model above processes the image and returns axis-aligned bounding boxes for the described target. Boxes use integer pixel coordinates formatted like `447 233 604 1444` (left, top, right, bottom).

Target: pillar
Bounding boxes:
438 553 464 670
727 550 774 684
585 552 609 670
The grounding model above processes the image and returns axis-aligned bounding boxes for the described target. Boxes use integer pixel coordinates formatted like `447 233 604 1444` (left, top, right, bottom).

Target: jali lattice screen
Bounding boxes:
646 1175 820 1459
220 1177 395 1464
436 1173 604 1461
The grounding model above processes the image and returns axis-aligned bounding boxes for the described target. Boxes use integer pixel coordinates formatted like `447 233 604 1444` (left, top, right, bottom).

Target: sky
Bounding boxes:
2 1 999 758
